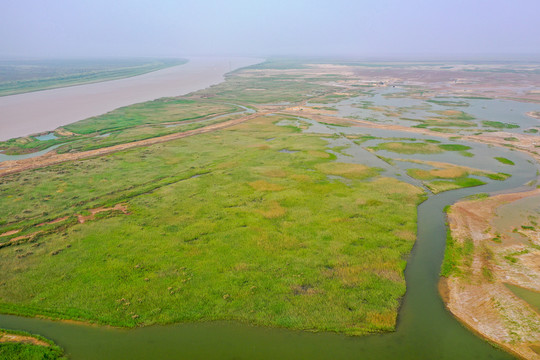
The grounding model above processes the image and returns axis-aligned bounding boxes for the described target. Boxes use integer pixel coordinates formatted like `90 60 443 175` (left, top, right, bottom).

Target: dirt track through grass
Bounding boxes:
0 111 269 178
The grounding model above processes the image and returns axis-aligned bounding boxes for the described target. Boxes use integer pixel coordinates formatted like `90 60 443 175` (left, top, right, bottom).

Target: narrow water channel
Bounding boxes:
0 129 537 359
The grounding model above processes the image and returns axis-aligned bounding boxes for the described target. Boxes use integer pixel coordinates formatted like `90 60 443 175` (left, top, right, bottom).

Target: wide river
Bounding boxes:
0 57 261 141
1 62 538 359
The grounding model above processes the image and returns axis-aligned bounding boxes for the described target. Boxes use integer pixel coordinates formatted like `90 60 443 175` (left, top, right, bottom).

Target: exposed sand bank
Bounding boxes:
0 331 50 347
442 190 540 359
526 111 540 120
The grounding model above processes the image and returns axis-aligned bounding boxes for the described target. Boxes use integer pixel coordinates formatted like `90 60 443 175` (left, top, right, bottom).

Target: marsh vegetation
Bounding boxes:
0 114 425 334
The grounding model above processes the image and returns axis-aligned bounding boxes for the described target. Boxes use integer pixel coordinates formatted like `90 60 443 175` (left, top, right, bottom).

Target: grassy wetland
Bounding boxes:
1 59 539 359
0 113 423 334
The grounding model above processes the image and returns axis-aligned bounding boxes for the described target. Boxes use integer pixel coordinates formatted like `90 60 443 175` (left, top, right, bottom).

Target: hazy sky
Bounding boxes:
1 0 539 59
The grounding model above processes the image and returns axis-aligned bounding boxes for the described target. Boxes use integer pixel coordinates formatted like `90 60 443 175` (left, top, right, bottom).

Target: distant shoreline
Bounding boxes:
0 59 188 97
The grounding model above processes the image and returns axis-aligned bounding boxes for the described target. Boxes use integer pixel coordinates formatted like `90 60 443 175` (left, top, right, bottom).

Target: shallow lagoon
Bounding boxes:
318 87 540 134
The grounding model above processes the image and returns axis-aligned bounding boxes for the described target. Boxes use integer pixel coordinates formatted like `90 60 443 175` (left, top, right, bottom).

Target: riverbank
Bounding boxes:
0 58 187 97
0 57 262 141
442 189 540 359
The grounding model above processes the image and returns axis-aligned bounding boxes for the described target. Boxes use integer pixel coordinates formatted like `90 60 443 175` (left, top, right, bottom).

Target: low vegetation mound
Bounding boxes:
0 329 65 359
370 141 444 155
315 162 379 179
494 157 515 165
404 160 509 194
370 141 475 157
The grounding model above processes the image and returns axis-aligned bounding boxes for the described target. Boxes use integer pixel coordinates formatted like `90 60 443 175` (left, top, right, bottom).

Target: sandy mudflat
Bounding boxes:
0 57 261 141
443 190 540 360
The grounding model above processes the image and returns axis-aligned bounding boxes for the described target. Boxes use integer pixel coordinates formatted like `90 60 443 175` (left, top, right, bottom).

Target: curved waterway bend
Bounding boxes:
0 57 262 141
1 133 538 359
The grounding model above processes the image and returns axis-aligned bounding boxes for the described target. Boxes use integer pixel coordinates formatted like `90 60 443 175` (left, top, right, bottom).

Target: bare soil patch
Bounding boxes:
1 205 130 249
0 229 21 237
0 332 50 347
444 189 540 359
36 216 69 227
77 204 129 224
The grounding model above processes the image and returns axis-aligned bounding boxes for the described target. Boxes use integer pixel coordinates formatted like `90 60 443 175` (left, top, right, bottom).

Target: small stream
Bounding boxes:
0 144 62 164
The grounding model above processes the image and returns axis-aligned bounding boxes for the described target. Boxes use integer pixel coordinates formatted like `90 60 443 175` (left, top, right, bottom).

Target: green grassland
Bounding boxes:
369 141 477 159
0 58 186 96
65 99 238 134
437 144 471 151
410 110 476 130
482 121 519 129
0 329 65 360
425 178 486 194
0 114 424 335
440 230 475 277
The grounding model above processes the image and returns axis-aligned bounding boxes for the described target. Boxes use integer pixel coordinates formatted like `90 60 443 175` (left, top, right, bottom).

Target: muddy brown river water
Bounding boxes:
0 57 261 141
